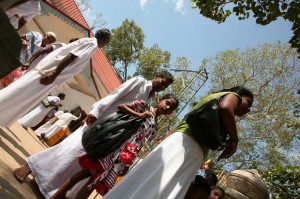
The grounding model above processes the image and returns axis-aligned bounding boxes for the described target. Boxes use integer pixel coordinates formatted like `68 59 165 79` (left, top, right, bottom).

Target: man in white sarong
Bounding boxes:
14 70 174 198
34 109 66 137
0 28 111 127
5 0 41 30
36 110 78 142
18 93 65 128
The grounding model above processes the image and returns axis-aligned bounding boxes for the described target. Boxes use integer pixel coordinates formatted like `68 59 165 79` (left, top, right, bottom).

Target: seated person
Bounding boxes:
209 186 225 199
184 175 211 199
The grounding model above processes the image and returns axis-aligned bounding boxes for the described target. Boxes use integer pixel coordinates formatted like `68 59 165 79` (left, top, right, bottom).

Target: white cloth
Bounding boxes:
54 110 64 117
0 37 98 127
18 96 61 127
27 125 87 198
27 76 154 198
104 132 204 199
5 0 41 29
24 42 66 74
54 112 78 128
43 113 78 139
34 110 64 137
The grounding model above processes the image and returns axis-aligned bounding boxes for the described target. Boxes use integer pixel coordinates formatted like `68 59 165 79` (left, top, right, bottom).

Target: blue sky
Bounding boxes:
81 0 293 118
84 0 292 74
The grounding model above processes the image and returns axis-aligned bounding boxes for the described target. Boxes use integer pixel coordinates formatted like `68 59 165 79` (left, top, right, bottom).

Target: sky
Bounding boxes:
81 0 293 118
84 0 292 73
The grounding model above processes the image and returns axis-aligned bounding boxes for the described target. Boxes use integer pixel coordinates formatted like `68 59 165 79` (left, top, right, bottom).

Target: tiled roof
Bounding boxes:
44 0 121 93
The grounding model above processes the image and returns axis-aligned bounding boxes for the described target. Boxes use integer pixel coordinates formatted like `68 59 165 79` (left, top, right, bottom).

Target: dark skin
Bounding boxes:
17 16 27 30
217 94 252 160
208 189 224 199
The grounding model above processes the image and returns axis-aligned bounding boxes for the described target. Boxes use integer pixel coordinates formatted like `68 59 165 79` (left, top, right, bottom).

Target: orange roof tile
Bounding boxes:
44 0 121 93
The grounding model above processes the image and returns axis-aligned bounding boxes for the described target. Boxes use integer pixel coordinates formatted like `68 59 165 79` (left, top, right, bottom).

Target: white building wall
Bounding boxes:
51 87 97 113
61 88 97 113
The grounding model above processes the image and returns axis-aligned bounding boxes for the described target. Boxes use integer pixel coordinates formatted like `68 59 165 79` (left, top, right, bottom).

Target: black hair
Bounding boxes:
156 70 174 84
205 173 218 186
95 28 111 42
218 86 254 107
211 186 225 199
57 93 65 98
69 38 79 43
161 93 179 109
185 175 211 199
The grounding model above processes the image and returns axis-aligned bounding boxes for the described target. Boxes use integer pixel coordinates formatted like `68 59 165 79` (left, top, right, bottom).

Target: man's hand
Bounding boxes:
217 139 238 161
40 71 57 85
86 114 97 125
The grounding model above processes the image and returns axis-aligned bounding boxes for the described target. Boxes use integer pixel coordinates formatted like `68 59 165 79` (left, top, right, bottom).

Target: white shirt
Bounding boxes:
5 0 41 29
54 111 64 117
47 96 61 106
89 76 153 119
55 113 78 128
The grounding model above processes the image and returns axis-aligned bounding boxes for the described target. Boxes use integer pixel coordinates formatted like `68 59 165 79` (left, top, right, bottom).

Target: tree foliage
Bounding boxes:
134 44 171 79
191 0 300 57
103 19 144 81
202 43 300 170
262 165 300 198
138 57 209 158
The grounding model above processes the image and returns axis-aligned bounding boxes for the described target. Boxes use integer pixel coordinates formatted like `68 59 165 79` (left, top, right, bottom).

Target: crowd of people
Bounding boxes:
0 1 256 199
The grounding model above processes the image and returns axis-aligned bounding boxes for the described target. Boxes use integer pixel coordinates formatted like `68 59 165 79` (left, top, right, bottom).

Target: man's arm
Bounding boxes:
17 16 27 30
22 45 54 70
217 94 240 161
40 53 77 85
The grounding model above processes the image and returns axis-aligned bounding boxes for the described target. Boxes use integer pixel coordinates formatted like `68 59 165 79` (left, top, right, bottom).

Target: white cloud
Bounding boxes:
140 0 149 10
174 0 186 15
139 0 186 15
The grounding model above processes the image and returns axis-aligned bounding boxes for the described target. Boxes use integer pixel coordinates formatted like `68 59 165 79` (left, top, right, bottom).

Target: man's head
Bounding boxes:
95 28 111 48
57 93 65 100
152 70 174 92
69 38 79 43
184 175 211 199
209 186 225 199
42 31 57 46
205 173 218 187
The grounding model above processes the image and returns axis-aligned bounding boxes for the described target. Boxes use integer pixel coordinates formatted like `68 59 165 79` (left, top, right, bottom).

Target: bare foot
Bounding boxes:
14 164 32 183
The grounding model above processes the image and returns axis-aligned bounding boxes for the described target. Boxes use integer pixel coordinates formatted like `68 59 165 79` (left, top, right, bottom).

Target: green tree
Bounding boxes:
202 43 300 170
262 165 300 198
103 19 144 81
191 0 300 57
134 44 171 80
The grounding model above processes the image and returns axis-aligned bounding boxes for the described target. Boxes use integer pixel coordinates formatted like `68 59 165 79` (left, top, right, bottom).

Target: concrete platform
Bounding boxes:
0 123 100 199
